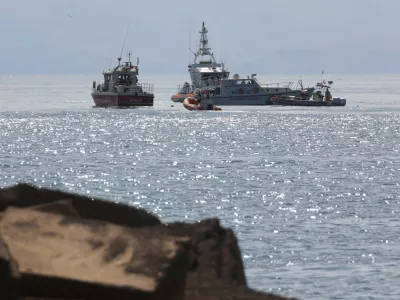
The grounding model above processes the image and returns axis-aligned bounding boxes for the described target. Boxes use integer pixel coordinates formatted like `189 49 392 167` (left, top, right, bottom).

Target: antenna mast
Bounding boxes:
119 24 130 61
104 51 111 72
195 21 215 64
188 27 191 64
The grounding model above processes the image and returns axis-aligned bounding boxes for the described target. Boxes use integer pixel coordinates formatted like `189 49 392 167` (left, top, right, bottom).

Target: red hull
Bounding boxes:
92 94 154 107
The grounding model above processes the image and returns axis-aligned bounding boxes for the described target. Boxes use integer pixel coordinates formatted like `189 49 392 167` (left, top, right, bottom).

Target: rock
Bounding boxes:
166 218 247 286
0 207 190 300
0 185 299 300
185 280 296 300
166 220 296 300
0 237 19 300
30 199 80 217
0 183 160 228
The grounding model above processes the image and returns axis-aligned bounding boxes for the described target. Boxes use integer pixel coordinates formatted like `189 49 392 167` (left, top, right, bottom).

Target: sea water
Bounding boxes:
1 73 399 299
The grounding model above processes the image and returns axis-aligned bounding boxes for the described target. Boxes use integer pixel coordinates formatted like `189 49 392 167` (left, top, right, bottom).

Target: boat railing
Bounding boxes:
259 81 293 88
106 81 154 94
177 84 193 93
200 78 223 87
138 83 154 94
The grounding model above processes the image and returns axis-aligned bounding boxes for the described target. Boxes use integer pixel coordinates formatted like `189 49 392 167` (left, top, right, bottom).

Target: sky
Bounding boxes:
1 0 400 75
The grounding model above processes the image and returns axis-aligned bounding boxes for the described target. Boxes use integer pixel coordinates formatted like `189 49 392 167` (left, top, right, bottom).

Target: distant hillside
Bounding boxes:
1 45 399 75
235 47 400 75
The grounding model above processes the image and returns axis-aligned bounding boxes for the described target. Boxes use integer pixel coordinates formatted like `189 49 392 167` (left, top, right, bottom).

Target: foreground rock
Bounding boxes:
0 183 160 228
185 281 296 300
0 206 189 300
0 183 296 300
167 218 247 286
0 236 19 300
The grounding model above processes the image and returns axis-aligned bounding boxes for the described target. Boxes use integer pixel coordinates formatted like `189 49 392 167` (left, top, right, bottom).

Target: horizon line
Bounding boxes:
1 72 400 76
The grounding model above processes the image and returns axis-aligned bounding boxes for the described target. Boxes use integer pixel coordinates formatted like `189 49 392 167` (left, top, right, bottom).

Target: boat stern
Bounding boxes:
330 97 346 106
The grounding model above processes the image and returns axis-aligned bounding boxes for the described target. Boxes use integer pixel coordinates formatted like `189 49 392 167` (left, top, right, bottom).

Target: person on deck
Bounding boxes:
193 88 202 101
325 88 332 101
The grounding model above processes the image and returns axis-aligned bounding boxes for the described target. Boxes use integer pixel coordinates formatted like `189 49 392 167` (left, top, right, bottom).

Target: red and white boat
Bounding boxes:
91 54 154 108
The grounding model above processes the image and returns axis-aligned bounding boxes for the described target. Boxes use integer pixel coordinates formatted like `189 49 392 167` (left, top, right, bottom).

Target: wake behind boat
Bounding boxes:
91 53 154 108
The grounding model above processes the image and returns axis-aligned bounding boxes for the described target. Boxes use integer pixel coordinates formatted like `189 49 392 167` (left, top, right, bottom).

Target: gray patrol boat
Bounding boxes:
172 22 315 105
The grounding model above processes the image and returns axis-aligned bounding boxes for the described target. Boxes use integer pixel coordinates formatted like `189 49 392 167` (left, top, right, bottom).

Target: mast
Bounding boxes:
194 21 216 64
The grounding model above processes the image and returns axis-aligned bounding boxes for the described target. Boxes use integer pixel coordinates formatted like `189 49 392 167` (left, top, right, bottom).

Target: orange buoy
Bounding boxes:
183 97 222 111
183 97 202 111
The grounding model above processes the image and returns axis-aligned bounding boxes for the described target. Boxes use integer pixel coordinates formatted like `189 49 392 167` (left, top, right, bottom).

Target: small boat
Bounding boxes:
270 81 346 107
183 90 222 111
91 53 154 108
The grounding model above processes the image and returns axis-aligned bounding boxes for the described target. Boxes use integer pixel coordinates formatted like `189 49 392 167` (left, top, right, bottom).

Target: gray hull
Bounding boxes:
210 90 313 106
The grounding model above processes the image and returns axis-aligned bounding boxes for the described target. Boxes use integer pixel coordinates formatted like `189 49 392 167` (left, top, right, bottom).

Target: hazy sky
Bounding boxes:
1 0 399 74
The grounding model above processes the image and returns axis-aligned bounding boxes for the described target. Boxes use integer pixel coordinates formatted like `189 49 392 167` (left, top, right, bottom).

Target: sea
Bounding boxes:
1 73 399 300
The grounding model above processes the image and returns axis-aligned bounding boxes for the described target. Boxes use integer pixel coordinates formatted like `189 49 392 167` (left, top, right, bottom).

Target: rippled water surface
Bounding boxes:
1 74 400 299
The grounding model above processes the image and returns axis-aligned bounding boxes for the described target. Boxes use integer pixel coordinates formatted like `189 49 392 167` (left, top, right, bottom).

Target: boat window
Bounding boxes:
201 73 211 78
118 75 131 84
276 89 278 91
234 80 246 85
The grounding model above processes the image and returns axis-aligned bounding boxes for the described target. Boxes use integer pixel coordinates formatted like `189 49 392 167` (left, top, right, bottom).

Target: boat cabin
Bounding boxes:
312 81 333 101
98 57 140 92
187 22 230 89
215 78 261 95
202 75 295 97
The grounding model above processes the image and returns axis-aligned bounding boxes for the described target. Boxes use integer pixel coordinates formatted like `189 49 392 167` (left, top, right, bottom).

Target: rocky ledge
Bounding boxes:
0 183 295 300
